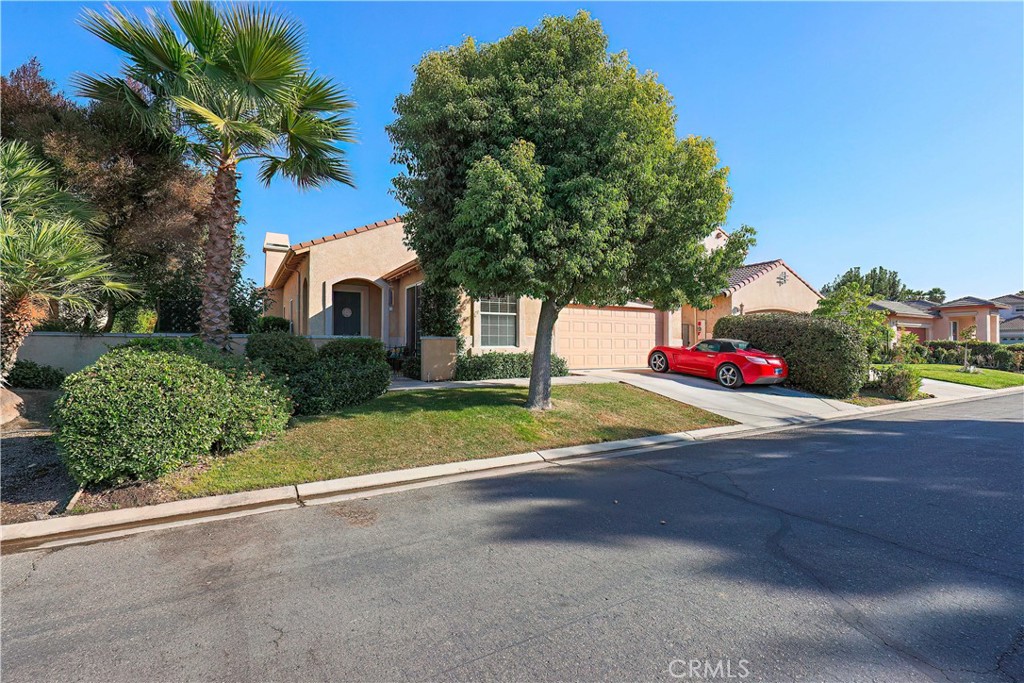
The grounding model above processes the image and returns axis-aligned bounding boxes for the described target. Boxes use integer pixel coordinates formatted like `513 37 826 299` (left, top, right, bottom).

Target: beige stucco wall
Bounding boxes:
420 336 457 381
305 222 415 338
731 263 821 315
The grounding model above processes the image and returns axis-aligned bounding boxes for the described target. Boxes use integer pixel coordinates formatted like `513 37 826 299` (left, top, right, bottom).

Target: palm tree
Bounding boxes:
0 140 132 381
74 1 356 347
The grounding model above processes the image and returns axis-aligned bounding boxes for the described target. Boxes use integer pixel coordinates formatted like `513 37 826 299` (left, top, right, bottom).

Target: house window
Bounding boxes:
480 296 518 347
950 320 958 340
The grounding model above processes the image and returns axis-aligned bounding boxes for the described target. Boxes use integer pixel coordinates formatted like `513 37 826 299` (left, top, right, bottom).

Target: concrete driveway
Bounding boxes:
583 368 861 428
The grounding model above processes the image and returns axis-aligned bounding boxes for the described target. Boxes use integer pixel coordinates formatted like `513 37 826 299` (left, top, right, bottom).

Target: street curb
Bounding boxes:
3 386 1020 553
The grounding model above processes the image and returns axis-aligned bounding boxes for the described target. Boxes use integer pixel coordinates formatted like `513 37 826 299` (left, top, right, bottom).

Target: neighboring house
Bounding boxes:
999 316 1024 345
870 297 1007 343
263 218 822 369
992 293 1024 320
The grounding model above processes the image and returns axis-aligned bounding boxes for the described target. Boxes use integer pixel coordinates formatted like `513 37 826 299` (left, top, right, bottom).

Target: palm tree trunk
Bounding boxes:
200 157 238 348
1 297 38 383
525 298 561 410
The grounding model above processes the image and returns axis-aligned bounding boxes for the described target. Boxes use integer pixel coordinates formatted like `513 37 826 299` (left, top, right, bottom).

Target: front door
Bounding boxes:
333 290 362 336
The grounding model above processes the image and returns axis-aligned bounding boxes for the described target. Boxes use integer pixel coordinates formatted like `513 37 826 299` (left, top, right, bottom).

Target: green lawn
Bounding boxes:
167 383 733 497
876 364 1024 390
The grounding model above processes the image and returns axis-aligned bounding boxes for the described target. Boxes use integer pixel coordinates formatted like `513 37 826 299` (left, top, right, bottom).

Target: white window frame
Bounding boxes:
950 320 959 341
479 296 519 348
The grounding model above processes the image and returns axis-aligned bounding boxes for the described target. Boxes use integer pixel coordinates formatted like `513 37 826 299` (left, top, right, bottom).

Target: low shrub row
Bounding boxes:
454 351 569 382
713 313 868 398
6 360 66 389
921 340 1023 371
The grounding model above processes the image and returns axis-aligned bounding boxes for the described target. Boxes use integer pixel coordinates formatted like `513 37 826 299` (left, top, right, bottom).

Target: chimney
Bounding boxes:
263 232 291 287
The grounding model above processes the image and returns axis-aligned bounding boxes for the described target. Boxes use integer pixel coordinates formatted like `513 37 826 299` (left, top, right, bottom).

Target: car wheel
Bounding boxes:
649 351 669 373
717 363 744 389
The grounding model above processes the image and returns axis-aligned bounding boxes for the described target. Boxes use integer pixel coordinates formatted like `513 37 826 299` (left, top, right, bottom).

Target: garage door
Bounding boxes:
555 305 659 369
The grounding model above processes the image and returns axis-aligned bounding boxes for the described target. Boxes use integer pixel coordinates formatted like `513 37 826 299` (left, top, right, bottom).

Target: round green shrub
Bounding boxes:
245 331 315 377
289 356 391 415
123 337 293 451
7 360 66 389
53 349 230 485
252 316 292 333
318 337 388 365
713 313 868 398
876 364 922 401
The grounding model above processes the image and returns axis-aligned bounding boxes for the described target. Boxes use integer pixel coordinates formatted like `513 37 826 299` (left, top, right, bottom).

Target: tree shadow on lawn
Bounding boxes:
457 411 1024 678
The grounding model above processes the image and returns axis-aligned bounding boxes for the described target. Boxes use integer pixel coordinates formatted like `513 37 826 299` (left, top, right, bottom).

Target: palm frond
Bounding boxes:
170 0 224 59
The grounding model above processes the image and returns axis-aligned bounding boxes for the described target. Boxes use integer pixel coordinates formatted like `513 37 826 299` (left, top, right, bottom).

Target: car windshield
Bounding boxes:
731 340 753 351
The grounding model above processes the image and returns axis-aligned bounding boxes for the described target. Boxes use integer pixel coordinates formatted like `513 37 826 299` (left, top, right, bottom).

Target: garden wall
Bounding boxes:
18 332 342 374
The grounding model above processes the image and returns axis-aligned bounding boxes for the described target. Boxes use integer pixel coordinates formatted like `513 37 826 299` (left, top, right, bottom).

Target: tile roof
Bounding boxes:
290 216 403 250
1000 315 1024 332
993 293 1024 305
933 296 1009 309
904 299 940 310
721 260 822 297
869 300 937 318
382 258 420 282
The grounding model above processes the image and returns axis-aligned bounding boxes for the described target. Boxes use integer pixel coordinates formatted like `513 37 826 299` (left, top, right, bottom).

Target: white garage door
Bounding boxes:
555 305 659 369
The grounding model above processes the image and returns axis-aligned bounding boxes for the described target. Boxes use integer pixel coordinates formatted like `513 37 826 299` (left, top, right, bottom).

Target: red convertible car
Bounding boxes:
647 338 788 388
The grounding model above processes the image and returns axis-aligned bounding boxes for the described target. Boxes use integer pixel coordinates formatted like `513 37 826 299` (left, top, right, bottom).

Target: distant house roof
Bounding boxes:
869 300 937 318
933 296 1009 310
1001 315 1024 332
904 299 940 311
722 259 821 297
993 293 1024 306
290 216 403 250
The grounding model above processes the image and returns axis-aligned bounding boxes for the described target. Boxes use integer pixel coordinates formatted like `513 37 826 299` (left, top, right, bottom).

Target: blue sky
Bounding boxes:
3 1 1022 297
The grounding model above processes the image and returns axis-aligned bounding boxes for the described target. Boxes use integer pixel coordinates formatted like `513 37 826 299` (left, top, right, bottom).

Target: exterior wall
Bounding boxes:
886 314 935 343
17 332 346 374
420 336 457 381
730 263 821 315
463 296 543 355
301 221 415 337
932 309 1001 342
676 295 734 343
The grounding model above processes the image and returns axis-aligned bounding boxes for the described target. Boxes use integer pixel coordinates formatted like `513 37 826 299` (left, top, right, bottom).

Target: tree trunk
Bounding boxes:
200 158 238 348
1 297 38 384
100 300 116 333
525 298 561 410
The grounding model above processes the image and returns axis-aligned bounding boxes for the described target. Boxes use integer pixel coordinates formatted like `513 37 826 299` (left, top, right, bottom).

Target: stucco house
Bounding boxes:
263 217 822 369
993 293 1024 320
869 297 1006 343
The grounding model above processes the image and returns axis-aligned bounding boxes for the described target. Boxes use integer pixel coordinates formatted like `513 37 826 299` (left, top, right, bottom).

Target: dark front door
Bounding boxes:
333 290 362 336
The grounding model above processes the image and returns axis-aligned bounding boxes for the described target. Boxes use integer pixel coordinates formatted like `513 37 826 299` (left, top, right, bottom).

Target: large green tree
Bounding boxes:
389 13 753 409
76 1 355 347
0 141 132 380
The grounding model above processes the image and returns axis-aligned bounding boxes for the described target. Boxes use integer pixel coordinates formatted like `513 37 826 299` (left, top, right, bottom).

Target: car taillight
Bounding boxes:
743 356 769 365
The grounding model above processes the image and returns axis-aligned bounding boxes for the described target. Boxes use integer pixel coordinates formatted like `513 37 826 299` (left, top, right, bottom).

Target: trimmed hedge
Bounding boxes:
122 337 292 453
252 316 292 333
454 351 570 382
923 340 1022 371
53 350 230 484
7 360 66 389
714 313 868 398
318 337 388 365
245 331 316 377
289 356 391 415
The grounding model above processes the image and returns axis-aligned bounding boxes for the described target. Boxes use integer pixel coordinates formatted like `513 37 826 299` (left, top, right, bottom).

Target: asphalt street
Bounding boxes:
2 394 1022 682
